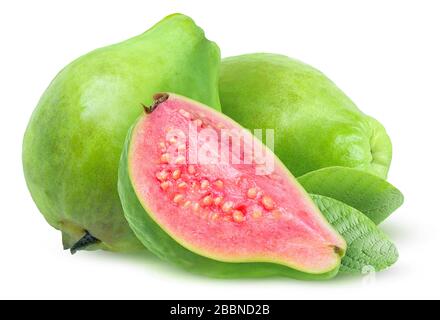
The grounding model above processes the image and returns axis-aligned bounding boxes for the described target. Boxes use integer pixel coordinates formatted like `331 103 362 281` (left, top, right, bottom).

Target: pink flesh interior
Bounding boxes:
130 95 344 272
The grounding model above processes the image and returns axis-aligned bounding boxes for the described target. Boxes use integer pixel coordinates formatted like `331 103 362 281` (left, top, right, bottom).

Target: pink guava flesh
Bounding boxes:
129 93 346 273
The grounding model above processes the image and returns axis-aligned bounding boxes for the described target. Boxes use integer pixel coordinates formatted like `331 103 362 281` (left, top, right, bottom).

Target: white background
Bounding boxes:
1 0 439 300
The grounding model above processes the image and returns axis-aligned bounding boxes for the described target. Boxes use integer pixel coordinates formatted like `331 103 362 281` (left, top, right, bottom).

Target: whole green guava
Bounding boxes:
219 53 392 178
22 14 221 253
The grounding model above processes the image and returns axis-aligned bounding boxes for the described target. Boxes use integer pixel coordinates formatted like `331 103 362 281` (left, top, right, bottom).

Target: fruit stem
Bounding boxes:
334 246 345 257
70 231 101 255
143 93 169 114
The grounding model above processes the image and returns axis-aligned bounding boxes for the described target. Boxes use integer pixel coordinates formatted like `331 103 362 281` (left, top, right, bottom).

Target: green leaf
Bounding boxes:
298 166 404 224
311 194 399 274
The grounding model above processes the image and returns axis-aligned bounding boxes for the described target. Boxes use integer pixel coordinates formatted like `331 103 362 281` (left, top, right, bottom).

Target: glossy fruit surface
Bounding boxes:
219 53 392 178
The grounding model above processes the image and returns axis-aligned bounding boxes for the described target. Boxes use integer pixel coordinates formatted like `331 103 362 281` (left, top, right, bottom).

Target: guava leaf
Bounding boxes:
298 166 404 224
311 194 399 274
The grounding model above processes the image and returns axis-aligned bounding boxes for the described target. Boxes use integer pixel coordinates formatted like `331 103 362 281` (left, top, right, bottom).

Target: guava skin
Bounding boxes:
219 53 392 179
22 14 221 252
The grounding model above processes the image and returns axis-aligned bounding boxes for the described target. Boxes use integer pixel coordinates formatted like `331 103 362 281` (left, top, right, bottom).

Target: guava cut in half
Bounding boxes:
118 93 347 279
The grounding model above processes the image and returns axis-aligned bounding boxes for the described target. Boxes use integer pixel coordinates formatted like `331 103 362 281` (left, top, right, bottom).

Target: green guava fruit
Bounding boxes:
22 14 221 253
219 53 392 179
298 167 404 224
118 93 346 279
311 195 399 273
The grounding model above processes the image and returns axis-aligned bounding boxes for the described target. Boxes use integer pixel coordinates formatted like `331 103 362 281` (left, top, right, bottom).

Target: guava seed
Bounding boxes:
156 170 169 182
261 196 274 210
222 201 234 213
247 187 258 199
172 169 181 180
160 153 170 164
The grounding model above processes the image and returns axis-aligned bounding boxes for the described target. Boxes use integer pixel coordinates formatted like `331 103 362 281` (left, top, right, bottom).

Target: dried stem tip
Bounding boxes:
143 93 170 114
